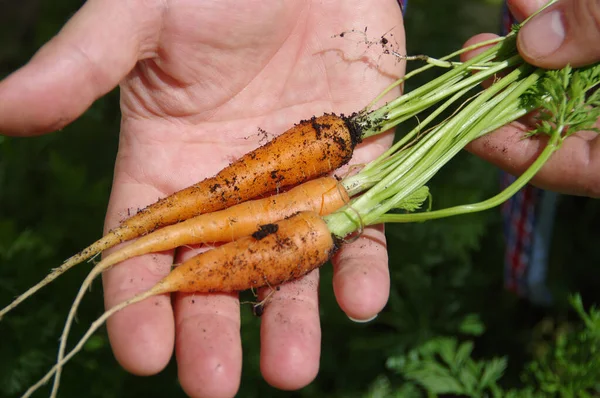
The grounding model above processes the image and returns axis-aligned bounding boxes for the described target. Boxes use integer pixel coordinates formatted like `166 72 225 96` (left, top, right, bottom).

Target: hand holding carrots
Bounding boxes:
465 0 600 198
0 0 406 396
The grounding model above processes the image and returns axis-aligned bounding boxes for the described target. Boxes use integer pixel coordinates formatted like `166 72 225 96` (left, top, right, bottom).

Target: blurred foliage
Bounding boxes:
1 0 599 397
373 295 600 397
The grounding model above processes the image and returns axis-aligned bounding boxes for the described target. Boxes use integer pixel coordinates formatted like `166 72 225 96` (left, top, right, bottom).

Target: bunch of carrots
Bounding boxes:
1 2 599 396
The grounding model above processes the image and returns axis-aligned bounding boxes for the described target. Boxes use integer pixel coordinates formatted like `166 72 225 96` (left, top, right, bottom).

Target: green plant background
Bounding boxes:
1 0 599 397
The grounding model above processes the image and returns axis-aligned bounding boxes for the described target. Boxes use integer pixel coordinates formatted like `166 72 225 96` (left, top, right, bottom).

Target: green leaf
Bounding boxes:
393 186 430 212
455 341 475 368
363 375 392 398
403 361 465 394
479 357 507 389
84 335 106 353
459 314 486 336
525 63 600 140
432 338 458 368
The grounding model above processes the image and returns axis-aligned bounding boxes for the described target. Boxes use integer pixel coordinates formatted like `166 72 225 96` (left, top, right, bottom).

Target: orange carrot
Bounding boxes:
157 211 336 293
26 211 336 398
0 114 359 319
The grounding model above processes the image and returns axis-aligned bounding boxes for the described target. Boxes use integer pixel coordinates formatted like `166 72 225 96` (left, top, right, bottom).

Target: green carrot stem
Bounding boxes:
358 37 520 138
342 86 476 196
376 126 562 223
370 68 543 221
366 35 513 118
327 64 539 237
363 36 507 111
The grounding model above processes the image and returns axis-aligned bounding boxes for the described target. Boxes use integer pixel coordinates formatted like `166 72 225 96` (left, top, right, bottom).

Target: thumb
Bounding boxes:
517 0 600 69
0 0 162 136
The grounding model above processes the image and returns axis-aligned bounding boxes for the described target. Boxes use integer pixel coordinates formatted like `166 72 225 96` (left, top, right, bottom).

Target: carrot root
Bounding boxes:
22 287 158 398
0 234 117 320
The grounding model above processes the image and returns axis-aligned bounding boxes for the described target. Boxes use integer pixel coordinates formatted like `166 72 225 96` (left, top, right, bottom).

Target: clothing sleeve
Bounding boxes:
398 0 407 15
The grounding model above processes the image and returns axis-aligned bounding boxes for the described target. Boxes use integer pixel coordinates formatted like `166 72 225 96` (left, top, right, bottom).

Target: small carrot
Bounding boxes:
161 211 337 293
0 114 359 319
26 211 336 398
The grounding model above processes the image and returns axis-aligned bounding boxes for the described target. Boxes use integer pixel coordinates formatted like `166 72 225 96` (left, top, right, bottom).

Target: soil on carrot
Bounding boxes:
252 224 279 240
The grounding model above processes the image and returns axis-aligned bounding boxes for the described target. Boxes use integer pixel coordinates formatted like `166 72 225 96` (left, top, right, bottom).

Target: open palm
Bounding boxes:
0 1 405 396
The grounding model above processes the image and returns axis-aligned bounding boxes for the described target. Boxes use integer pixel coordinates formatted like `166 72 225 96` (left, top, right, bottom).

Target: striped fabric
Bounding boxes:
398 0 407 14
500 3 554 305
501 173 541 295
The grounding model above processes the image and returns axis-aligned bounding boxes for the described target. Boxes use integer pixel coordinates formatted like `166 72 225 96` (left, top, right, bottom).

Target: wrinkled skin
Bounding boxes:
0 1 405 396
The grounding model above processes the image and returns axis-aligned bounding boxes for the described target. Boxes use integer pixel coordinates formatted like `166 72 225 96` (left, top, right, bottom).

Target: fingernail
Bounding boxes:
520 9 565 58
348 313 378 323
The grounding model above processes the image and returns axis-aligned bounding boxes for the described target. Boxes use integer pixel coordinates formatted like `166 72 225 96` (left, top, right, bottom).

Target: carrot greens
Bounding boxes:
327 35 600 239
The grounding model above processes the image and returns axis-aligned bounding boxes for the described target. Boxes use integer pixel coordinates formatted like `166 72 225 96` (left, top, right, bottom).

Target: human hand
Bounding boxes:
511 0 600 68
464 0 600 198
0 1 405 396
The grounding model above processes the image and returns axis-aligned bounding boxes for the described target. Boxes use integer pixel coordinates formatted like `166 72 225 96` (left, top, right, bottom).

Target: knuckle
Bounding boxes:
576 0 600 41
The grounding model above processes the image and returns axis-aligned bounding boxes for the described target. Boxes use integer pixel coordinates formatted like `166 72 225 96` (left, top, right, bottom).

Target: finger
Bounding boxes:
0 0 162 136
461 33 502 62
174 290 242 398
259 269 321 390
102 182 176 376
467 121 600 198
460 34 504 89
331 225 389 322
507 0 548 22
516 0 600 68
